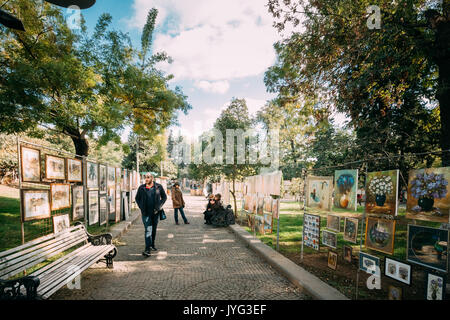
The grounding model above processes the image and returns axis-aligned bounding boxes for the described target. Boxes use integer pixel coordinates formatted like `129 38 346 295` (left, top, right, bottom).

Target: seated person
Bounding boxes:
204 195 215 224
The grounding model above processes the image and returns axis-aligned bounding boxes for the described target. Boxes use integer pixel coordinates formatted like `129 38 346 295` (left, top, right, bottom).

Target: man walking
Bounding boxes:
135 173 167 257
171 182 189 225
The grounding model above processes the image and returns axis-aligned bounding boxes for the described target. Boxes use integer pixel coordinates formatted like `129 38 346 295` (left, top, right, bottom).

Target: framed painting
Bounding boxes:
365 217 396 255
303 213 321 250
327 214 341 232
263 213 273 234
243 195 250 211
343 217 359 243
426 273 446 300
108 187 115 215
115 167 121 185
67 158 82 182
45 155 66 180
257 197 264 215
21 189 51 221
72 185 84 221
406 166 450 223
272 198 280 220
20 146 41 182
114 187 121 222
107 166 115 188
385 257 411 285
87 161 98 188
306 176 333 211
407 225 448 272
366 170 399 216
264 196 272 213
251 195 257 214
388 285 402 300
343 245 352 263
99 195 107 226
53 214 70 234
99 164 107 194
50 183 71 211
88 190 99 225
334 169 358 211
359 252 381 276
322 230 338 249
122 169 129 191
254 214 265 234
327 251 338 270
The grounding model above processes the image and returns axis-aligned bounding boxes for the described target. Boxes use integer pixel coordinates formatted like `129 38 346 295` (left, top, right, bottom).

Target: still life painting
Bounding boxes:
385 257 411 285
426 273 446 300
365 217 396 255
366 170 399 216
343 217 359 243
306 176 333 211
334 169 358 211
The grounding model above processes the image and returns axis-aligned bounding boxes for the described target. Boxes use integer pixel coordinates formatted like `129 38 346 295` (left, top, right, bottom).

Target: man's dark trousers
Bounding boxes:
142 213 159 251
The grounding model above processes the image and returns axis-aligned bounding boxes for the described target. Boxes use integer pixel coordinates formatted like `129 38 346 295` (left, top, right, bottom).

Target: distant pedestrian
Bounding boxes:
172 182 190 225
135 173 167 257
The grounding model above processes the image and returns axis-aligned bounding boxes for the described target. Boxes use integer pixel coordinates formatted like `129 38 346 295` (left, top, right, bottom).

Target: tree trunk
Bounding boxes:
71 133 89 157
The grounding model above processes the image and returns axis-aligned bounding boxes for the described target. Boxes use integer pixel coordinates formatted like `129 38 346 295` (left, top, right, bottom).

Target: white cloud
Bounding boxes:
194 80 230 94
127 0 281 83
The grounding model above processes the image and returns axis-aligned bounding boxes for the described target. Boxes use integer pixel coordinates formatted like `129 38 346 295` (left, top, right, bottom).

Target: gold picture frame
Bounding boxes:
20 146 41 183
21 189 51 222
45 154 66 180
50 183 71 211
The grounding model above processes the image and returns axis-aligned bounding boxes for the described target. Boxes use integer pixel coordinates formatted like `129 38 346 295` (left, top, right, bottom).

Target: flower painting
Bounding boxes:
334 169 358 211
426 273 446 300
365 217 396 255
406 167 450 223
343 217 359 243
306 176 333 211
366 170 399 216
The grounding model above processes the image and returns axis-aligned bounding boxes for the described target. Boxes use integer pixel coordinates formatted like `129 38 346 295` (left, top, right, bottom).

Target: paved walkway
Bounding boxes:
52 194 308 300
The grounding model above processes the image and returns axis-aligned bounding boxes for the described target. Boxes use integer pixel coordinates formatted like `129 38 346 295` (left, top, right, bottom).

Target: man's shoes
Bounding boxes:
151 247 158 251
175 222 179 225
184 221 190 224
142 250 151 257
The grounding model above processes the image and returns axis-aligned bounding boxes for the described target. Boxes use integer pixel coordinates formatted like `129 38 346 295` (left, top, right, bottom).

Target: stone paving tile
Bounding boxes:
51 195 309 300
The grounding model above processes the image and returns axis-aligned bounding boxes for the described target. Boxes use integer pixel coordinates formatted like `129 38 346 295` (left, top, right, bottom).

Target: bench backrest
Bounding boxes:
0 224 88 280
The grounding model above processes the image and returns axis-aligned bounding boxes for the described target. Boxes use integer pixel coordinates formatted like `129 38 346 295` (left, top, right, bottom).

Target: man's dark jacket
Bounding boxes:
135 182 167 217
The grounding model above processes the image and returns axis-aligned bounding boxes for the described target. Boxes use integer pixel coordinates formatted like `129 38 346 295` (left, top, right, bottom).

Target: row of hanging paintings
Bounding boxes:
244 171 282 196
306 167 450 223
242 195 280 219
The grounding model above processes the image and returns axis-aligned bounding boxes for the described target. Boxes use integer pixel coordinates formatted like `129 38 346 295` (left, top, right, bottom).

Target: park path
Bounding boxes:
51 194 308 300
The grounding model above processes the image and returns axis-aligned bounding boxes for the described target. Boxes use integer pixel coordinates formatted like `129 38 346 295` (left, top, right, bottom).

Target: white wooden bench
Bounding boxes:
0 223 117 300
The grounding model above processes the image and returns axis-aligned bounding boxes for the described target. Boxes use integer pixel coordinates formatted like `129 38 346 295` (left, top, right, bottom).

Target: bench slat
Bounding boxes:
0 225 84 259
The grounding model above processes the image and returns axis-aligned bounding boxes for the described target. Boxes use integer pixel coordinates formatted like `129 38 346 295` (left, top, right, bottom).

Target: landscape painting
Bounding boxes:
67 158 82 182
87 162 98 188
406 166 450 223
72 185 84 221
88 190 99 225
21 146 41 182
343 217 359 243
21 189 51 221
99 164 107 193
407 225 448 272
366 170 399 216
50 183 71 211
327 214 340 232
53 214 70 234
334 169 358 211
306 176 333 211
365 217 396 255
45 155 66 180
99 195 107 226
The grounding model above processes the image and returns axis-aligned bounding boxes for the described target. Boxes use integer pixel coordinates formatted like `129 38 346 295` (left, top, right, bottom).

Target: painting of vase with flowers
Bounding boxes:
406 166 450 223
334 169 358 211
366 170 399 216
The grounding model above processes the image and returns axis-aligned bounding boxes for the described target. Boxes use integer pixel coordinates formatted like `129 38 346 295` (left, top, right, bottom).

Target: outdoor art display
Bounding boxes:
21 189 51 221
303 213 320 250
99 195 107 226
115 167 121 184
243 195 250 211
322 230 338 249
257 197 264 215
53 214 70 233
327 251 338 270
108 187 115 215
272 198 280 219
306 176 333 211
87 161 98 188
364 217 396 255
385 258 411 285
20 146 41 182
343 245 352 263
407 225 448 272
359 252 381 276
426 273 446 300
327 214 340 232
334 169 358 211
263 213 273 234
264 196 272 212
365 170 399 216
99 164 107 194
50 183 71 211
406 166 450 223
122 169 129 191
388 286 402 300
114 187 121 222
88 190 99 225
107 166 115 187
67 158 82 182
72 185 84 221
45 155 65 180
343 217 359 243
254 214 265 234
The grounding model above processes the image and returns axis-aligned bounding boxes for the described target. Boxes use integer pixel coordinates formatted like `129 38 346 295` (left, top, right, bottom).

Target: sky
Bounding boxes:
77 0 347 142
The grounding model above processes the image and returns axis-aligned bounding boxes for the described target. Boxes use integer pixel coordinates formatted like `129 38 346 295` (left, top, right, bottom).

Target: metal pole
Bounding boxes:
301 169 307 261
276 197 280 251
83 156 88 228
136 137 140 176
355 162 368 300
17 136 25 245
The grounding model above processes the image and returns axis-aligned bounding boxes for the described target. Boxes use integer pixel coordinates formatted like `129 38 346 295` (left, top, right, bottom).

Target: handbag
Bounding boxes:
159 209 167 221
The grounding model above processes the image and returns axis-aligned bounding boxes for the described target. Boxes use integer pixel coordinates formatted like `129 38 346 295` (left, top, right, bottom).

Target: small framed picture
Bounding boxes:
343 245 353 263
72 185 84 221
322 230 338 249
426 273 446 300
21 189 51 221
327 214 341 232
50 183 71 211
45 155 66 180
388 285 402 300
87 161 98 189
53 214 70 234
328 251 338 270
359 252 381 276
385 257 411 285
343 217 359 243
67 158 82 182
20 146 41 182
